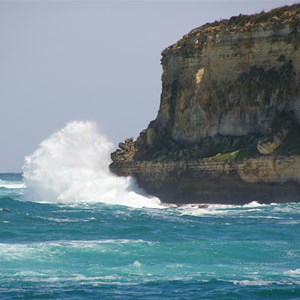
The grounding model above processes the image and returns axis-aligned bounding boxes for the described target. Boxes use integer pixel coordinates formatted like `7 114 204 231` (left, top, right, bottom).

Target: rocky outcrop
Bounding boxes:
111 138 137 162
111 156 300 204
110 4 300 204
257 128 288 155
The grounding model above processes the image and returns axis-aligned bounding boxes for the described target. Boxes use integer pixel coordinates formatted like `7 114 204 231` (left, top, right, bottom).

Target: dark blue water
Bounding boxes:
0 173 299 299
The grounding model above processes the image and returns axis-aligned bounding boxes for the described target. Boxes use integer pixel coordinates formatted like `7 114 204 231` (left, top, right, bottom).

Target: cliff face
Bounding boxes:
154 5 300 144
110 5 300 204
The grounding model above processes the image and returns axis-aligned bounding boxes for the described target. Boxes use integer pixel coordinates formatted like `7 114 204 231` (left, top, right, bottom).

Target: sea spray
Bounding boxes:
22 121 161 208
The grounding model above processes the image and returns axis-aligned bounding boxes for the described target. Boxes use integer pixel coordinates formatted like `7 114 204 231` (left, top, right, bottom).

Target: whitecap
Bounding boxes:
178 203 241 216
243 201 266 207
132 261 141 267
0 179 26 189
232 279 273 286
272 206 300 214
284 269 300 276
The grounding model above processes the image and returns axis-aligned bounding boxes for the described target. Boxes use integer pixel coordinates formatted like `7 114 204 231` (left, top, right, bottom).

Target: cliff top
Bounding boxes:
165 3 300 53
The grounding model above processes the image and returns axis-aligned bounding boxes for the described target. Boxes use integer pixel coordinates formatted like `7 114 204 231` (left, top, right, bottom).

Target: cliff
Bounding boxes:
110 4 300 204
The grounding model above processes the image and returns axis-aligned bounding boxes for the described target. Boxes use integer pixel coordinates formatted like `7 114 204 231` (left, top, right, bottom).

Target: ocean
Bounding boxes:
0 121 299 299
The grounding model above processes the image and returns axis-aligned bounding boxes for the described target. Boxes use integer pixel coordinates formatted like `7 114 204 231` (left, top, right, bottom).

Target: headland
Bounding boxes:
110 4 300 204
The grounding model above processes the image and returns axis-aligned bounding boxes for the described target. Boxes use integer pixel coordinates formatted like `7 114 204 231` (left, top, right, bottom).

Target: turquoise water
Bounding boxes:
0 173 299 299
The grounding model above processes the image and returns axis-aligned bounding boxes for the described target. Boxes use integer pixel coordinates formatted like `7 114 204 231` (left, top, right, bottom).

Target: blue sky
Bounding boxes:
0 0 298 171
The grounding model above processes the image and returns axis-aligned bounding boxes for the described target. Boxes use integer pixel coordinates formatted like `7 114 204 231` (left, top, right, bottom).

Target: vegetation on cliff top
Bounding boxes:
208 4 299 29
165 3 300 53
197 4 299 33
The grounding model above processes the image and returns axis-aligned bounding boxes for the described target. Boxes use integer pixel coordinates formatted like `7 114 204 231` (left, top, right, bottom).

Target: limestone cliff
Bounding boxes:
110 4 300 204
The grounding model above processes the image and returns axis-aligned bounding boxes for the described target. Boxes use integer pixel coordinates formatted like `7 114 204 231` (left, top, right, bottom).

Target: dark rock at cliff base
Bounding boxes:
110 4 300 204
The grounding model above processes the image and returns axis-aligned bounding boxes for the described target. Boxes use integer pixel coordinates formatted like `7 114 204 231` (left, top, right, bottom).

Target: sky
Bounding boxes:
0 0 298 172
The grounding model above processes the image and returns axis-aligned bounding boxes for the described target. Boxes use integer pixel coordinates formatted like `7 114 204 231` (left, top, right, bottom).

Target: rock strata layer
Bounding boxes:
110 4 300 204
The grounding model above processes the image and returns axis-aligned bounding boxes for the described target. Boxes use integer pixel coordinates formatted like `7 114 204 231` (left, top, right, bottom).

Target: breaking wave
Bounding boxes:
22 121 161 208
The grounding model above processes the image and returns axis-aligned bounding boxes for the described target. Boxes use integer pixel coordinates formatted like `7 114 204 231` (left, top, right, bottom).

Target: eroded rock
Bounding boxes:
111 138 137 162
257 128 289 155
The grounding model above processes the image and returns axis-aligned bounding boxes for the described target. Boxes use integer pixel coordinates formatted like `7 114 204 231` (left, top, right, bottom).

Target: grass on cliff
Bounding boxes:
206 143 260 162
197 3 300 33
207 150 240 161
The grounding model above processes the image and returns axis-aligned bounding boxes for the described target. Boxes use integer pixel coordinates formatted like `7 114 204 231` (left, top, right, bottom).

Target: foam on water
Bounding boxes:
284 269 300 276
177 201 272 216
22 121 161 208
0 179 26 189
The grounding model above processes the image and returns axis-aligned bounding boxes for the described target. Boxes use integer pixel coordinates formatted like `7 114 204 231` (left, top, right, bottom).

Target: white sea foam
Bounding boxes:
178 203 239 216
232 279 273 286
22 121 161 208
132 261 142 267
0 179 26 189
243 201 266 207
0 239 156 261
272 205 300 213
177 201 279 216
11 272 123 284
284 269 300 276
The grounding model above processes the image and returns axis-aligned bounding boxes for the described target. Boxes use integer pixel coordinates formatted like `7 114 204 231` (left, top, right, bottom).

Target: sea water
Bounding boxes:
0 122 299 299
